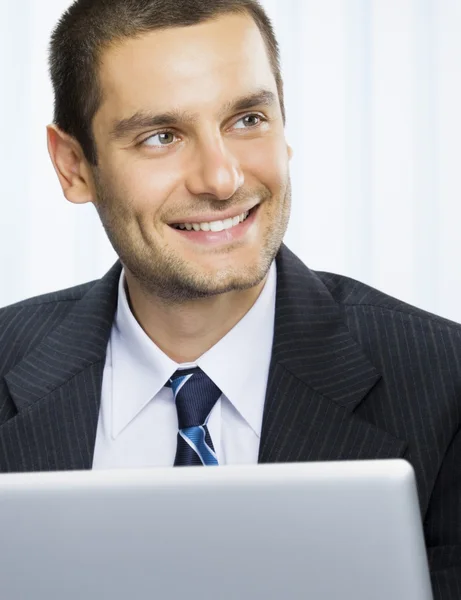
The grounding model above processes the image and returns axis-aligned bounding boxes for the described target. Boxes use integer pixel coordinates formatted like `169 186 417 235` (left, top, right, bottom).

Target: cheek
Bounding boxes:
242 139 290 197
104 157 181 214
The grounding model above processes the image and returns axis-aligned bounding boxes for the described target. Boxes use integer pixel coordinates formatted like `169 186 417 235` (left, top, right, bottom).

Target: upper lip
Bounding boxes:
168 203 259 225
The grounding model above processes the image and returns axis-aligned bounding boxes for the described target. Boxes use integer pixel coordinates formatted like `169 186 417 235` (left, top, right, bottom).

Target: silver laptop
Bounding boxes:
0 459 433 600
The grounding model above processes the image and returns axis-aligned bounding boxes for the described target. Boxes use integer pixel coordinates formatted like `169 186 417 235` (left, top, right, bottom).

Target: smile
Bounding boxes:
169 205 259 245
171 209 252 232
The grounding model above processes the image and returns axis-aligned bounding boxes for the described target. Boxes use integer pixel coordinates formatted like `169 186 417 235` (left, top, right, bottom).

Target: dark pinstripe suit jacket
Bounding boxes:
0 244 460 598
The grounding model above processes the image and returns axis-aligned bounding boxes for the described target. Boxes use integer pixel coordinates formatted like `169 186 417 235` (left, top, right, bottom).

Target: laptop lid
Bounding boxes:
0 459 433 600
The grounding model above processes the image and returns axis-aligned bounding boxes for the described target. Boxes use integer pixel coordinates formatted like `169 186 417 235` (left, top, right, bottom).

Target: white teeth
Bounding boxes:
210 221 224 232
174 209 251 231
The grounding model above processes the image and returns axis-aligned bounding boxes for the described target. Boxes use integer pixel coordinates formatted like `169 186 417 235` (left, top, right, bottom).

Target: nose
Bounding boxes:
185 133 244 200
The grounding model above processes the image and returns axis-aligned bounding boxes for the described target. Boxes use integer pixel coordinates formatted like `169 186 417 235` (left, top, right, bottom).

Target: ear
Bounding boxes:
46 124 95 205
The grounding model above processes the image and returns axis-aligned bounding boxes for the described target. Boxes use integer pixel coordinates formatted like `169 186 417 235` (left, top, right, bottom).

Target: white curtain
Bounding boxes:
1 0 460 322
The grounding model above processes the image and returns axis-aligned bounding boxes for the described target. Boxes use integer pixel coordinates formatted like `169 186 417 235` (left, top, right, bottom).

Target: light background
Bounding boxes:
1 0 460 322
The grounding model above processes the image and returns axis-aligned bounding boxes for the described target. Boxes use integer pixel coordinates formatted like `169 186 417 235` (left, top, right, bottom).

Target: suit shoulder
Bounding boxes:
315 270 461 335
0 279 97 313
0 279 98 367
0 278 98 326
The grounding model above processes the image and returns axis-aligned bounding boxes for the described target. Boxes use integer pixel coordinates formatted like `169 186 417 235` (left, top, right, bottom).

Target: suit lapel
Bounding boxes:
0 262 122 472
259 245 407 463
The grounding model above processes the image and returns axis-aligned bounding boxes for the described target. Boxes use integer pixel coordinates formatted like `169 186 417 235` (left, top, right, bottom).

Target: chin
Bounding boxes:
196 256 270 293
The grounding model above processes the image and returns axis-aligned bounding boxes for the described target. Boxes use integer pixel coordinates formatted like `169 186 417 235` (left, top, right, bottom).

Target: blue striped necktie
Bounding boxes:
167 367 221 466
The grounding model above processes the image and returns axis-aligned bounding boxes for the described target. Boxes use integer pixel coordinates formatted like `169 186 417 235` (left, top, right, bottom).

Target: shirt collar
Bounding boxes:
110 276 178 438
110 261 276 439
196 262 276 437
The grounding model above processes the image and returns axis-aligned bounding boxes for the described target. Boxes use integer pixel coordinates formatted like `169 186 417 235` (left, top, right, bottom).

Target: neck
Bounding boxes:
123 273 268 363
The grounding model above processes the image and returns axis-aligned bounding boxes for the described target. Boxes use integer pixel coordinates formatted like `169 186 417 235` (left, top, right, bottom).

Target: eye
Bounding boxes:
142 131 177 147
233 114 265 129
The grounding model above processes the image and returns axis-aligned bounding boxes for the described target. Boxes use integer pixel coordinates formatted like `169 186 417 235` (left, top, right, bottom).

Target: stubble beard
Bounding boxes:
92 174 291 304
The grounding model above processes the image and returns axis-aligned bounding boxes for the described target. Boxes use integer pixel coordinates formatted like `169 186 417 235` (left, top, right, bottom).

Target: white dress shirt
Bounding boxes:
92 261 276 469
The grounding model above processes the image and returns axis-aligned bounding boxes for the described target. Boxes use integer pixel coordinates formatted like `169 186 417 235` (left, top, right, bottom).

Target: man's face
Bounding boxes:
90 12 292 301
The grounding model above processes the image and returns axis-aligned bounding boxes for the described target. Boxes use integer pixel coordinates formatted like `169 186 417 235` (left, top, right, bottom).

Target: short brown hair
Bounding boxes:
49 0 285 166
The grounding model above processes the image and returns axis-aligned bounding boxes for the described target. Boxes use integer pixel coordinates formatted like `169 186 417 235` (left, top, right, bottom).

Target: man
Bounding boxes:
0 0 459 596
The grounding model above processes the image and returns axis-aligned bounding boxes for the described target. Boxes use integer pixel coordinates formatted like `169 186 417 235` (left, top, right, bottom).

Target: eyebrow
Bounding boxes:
109 89 277 141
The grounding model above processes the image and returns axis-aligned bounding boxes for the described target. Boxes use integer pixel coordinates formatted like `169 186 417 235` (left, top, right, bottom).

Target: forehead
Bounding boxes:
95 13 276 124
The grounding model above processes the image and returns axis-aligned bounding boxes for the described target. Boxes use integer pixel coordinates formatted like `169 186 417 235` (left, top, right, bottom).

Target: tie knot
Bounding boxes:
168 367 221 429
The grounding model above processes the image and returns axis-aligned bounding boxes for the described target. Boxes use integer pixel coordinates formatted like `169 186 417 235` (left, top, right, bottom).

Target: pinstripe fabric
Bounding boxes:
0 245 460 598
0 266 119 471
